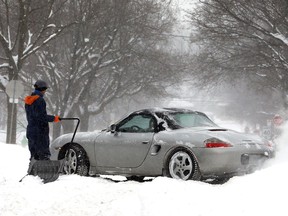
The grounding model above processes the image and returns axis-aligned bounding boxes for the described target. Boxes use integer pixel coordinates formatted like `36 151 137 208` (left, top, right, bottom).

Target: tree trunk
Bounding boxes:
79 115 89 132
6 97 17 144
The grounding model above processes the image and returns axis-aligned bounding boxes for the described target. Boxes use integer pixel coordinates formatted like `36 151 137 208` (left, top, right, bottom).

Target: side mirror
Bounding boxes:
110 124 117 133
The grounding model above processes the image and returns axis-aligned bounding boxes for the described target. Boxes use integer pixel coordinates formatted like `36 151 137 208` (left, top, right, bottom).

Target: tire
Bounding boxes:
164 147 200 181
63 144 89 176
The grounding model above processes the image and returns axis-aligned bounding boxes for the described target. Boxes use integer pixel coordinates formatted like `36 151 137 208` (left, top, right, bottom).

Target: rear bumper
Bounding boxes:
193 147 274 179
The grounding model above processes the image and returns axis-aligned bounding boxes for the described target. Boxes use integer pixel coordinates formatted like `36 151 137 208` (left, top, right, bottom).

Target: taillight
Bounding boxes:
204 138 232 148
265 140 274 147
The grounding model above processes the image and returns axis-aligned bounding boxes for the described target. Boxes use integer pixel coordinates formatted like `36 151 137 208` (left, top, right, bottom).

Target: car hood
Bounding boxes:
51 131 101 148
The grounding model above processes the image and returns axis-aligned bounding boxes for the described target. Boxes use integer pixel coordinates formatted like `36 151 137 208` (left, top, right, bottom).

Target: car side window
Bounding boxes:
118 114 156 133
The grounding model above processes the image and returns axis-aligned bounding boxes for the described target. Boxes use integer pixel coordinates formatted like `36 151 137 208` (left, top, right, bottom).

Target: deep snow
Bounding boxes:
1 123 288 216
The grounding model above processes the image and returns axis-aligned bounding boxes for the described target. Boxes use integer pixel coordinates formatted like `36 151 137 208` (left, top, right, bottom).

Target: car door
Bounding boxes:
94 113 156 168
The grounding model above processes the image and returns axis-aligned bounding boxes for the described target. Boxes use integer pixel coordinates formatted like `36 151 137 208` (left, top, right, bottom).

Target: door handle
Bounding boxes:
142 141 149 144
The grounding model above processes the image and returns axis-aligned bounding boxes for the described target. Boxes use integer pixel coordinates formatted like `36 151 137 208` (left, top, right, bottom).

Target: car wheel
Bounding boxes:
165 148 200 181
63 144 89 176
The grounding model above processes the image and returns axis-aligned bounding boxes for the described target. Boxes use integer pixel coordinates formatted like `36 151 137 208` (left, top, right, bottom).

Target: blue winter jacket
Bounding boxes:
25 90 55 159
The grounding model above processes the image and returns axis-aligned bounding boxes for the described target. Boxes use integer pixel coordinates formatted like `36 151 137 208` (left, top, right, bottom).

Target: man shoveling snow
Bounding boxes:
23 80 62 183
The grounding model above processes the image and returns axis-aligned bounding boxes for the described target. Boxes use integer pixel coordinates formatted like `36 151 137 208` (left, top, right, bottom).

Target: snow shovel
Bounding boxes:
20 117 80 183
25 158 64 183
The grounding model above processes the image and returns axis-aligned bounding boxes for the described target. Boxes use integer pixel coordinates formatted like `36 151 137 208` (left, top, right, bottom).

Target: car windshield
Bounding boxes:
164 112 217 128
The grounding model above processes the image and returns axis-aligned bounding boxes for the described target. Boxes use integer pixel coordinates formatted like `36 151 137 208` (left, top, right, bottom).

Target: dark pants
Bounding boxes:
27 126 50 160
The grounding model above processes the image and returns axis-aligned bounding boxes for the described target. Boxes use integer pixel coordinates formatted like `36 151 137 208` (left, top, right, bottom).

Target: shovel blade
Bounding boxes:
28 159 64 183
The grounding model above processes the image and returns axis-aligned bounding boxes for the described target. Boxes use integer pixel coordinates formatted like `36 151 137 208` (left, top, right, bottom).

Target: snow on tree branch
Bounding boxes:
271 33 288 47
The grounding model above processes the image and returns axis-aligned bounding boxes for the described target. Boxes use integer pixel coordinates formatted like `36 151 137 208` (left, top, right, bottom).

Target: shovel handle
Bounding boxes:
60 118 80 143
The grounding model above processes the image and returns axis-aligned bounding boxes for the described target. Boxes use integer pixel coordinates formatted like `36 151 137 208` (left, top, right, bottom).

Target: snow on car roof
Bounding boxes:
132 107 206 115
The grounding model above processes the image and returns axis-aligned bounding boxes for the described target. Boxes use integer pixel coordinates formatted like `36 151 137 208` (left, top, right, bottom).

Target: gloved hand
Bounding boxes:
54 115 61 122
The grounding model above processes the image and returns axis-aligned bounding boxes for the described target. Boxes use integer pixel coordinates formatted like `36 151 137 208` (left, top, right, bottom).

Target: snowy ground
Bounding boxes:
1 124 288 216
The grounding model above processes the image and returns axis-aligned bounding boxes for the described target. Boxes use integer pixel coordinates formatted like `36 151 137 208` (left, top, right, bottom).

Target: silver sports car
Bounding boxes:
50 108 275 181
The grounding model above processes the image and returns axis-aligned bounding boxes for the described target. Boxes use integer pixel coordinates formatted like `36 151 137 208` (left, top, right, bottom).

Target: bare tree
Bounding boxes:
188 0 288 110
0 0 73 143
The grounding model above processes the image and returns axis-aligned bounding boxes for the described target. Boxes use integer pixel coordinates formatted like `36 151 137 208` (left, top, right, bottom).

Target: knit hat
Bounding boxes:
34 80 49 91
